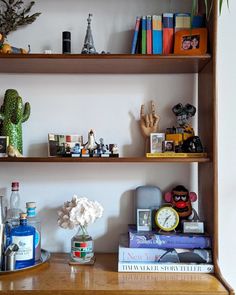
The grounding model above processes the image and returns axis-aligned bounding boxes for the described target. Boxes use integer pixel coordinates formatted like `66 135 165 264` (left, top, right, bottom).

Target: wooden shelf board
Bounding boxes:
0 156 210 163
0 54 211 74
0 253 229 295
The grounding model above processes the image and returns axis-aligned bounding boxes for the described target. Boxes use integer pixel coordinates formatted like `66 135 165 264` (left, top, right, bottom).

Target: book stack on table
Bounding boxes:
118 225 213 273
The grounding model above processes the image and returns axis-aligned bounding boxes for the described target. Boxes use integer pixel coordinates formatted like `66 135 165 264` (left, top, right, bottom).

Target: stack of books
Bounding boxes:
118 225 213 273
131 13 204 55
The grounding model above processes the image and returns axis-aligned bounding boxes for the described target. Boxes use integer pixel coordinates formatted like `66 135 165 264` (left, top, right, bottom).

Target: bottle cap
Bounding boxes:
12 182 19 191
62 31 71 39
19 213 27 219
26 202 36 208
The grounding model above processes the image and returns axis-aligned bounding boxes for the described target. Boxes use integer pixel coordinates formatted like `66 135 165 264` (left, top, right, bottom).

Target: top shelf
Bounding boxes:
0 54 211 74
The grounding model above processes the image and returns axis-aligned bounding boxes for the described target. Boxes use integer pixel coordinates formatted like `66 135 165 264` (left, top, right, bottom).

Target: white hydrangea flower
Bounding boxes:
57 195 104 229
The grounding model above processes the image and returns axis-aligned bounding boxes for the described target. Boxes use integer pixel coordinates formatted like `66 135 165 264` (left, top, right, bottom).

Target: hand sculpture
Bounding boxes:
140 101 160 153
140 101 160 138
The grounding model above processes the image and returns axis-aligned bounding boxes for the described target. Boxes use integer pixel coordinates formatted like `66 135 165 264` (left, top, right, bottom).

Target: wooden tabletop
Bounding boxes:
0 253 229 295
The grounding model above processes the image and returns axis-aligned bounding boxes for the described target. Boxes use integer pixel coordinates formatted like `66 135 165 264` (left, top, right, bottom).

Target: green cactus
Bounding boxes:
0 89 31 154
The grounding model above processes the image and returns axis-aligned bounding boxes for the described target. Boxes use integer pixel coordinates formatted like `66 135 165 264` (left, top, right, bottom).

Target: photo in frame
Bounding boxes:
0 136 9 157
150 133 165 153
174 28 207 55
137 209 152 231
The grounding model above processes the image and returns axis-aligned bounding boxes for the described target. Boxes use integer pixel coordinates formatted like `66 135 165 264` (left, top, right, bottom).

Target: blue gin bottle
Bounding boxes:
10 213 35 269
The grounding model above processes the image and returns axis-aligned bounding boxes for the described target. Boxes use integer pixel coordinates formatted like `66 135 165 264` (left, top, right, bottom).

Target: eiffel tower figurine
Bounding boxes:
81 13 98 54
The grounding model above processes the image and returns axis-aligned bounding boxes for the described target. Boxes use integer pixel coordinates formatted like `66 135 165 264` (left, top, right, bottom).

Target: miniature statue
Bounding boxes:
0 89 31 154
84 129 98 154
164 185 197 219
140 101 160 153
81 14 97 54
0 0 40 54
166 103 203 153
6 145 23 157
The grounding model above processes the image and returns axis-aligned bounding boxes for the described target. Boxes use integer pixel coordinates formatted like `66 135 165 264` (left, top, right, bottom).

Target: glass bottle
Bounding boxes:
10 213 35 269
6 182 23 227
71 225 94 263
26 202 41 261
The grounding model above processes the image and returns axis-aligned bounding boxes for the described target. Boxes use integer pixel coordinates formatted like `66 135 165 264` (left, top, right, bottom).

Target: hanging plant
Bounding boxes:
0 0 41 39
192 0 229 21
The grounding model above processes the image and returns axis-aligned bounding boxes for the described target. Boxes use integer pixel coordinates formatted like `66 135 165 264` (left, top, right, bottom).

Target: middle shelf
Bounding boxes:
0 157 210 163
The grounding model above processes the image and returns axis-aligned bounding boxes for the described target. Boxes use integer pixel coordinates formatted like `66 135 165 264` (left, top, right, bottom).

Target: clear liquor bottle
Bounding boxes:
26 202 41 261
6 182 23 227
10 213 35 269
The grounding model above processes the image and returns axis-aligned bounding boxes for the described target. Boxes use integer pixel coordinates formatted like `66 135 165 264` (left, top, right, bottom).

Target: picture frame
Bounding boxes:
150 133 165 153
163 140 175 152
0 136 9 157
137 209 152 231
174 28 207 55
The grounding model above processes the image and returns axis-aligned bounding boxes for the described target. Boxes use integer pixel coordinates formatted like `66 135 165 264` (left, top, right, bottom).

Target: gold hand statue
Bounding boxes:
140 101 160 153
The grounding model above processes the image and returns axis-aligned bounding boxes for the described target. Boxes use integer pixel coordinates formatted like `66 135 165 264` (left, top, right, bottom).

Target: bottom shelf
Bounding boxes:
0 253 232 294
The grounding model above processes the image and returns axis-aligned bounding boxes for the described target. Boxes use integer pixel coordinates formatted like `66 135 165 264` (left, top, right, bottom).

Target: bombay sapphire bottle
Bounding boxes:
10 213 35 269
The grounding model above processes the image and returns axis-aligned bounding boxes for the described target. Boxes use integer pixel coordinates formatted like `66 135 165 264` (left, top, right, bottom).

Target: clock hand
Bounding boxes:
163 215 171 225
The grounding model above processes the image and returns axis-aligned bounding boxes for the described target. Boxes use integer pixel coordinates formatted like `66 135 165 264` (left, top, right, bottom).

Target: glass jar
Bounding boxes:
71 225 94 263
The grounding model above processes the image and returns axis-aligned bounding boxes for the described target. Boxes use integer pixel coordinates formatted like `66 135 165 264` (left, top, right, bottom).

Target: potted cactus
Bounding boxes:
0 89 31 154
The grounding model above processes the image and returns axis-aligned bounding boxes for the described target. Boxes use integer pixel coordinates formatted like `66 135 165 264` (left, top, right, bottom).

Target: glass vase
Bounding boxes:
71 225 94 263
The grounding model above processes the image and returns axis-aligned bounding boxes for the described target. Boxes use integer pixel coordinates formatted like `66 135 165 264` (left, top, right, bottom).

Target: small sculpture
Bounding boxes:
172 103 196 136
0 89 31 154
84 129 98 154
140 101 160 152
6 145 23 158
0 33 30 54
81 14 97 54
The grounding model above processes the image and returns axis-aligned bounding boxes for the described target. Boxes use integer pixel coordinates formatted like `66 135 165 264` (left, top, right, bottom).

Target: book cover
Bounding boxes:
163 13 174 55
146 152 207 158
131 16 141 54
128 225 211 249
146 15 152 54
175 13 191 32
118 261 214 273
141 16 147 54
119 234 212 263
152 15 162 54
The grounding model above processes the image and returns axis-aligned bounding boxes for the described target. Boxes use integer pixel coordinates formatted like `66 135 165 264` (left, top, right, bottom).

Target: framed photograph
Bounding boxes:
150 133 165 153
137 209 152 231
0 136 9 157
48 134 83 157
163 140 175 152
174 28 207 55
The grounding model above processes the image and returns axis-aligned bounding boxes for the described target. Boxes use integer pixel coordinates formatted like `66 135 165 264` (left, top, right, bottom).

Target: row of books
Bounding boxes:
131 13 205 55
118 225 214 273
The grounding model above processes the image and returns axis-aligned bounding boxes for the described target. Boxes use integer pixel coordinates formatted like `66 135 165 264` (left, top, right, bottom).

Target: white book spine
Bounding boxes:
118 262 214 273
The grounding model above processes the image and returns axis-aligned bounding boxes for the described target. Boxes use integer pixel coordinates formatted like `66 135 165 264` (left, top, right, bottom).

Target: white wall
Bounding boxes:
218 1 236 291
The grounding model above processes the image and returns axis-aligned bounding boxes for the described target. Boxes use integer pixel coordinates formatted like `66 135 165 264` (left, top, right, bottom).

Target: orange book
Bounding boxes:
163 13 174 55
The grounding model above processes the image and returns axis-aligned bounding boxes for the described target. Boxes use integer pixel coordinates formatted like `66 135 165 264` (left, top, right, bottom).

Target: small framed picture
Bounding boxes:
137 209 152 231
150 133 165 153
174 28 207 55
0 136 9 157
163 140 175 152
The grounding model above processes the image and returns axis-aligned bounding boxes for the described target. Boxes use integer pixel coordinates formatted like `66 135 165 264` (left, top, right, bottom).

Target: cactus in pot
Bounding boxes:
0 89 31 154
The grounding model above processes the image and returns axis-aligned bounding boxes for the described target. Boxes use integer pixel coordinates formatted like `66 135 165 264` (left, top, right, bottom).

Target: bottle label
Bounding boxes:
27 208 36 217
71 241 93 258
12 235 34 261
35 230 40 248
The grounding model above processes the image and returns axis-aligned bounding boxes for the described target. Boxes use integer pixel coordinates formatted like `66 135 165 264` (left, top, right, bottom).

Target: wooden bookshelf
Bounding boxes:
0 54 211 74
0 253 232 295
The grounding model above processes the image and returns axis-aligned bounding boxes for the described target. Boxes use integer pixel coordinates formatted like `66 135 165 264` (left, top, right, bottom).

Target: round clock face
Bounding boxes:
155 206 179 232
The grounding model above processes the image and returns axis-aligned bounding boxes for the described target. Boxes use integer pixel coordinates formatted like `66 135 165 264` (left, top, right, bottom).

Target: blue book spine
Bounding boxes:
131 16 141 54
152 15 162 54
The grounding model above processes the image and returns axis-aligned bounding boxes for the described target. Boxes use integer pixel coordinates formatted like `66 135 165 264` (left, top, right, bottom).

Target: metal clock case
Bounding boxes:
155 206 179 232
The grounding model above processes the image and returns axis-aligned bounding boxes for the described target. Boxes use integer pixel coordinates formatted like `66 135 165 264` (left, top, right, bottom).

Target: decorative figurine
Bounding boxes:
81 14 98 54
166 103 203 153
164 185 197 219
0 0 40 54
140 101 160 153
0 89 31 154
83 129 98 155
